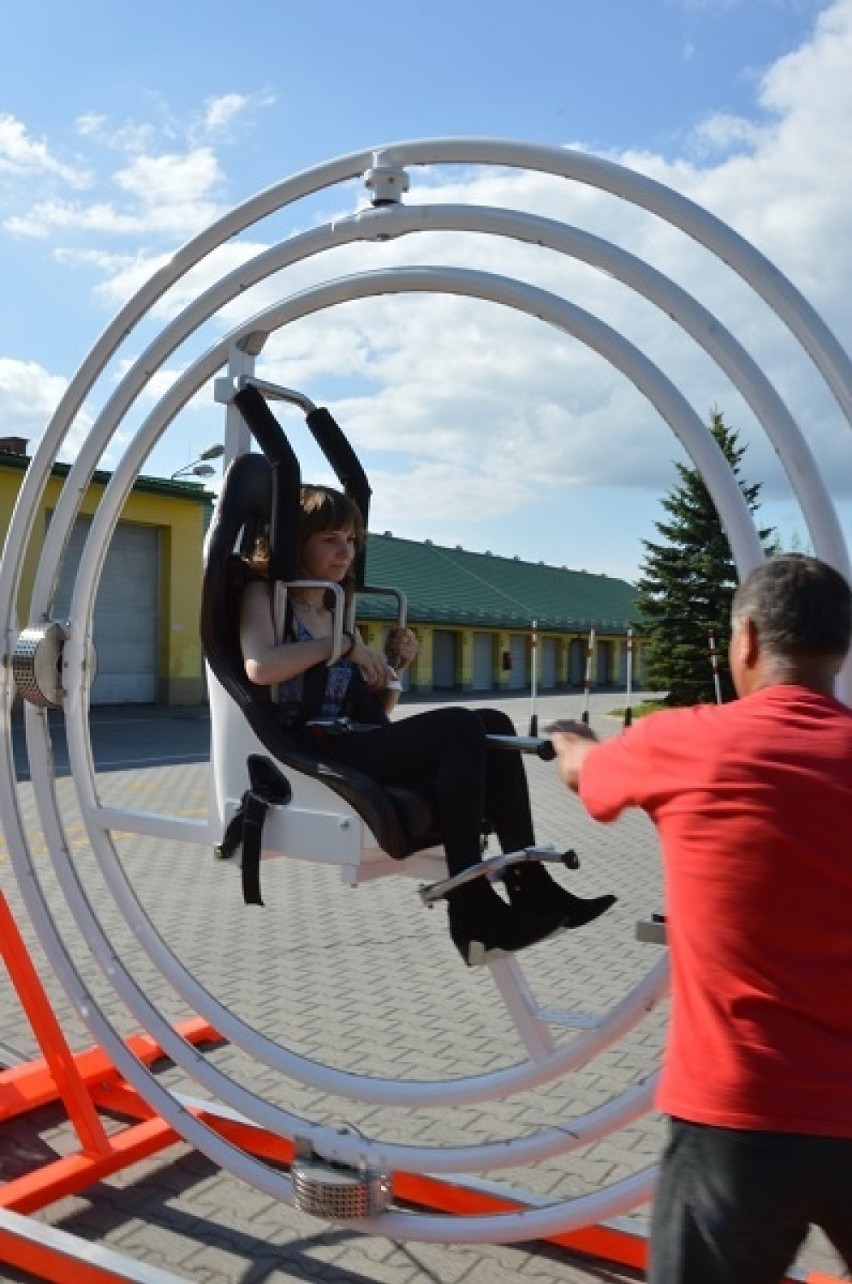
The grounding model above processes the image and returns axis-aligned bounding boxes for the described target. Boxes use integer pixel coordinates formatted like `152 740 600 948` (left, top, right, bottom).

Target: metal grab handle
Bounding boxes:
486 733 555 761
359 585 408 675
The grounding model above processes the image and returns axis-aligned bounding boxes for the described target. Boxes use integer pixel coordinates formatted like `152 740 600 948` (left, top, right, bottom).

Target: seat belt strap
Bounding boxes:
240 789 268 907
215 754 292 907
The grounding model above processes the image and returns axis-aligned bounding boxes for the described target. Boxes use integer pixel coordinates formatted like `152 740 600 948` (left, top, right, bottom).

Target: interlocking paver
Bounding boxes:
1 692 846 1281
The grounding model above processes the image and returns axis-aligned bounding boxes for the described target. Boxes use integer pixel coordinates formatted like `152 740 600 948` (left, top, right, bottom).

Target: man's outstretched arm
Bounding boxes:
547 720 599 794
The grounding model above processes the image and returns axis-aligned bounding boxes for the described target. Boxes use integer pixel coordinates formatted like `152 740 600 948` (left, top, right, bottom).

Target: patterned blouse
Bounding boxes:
275 613 354 725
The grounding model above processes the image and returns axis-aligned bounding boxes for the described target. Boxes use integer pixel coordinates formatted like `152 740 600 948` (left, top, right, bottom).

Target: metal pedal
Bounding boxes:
418 845 577 907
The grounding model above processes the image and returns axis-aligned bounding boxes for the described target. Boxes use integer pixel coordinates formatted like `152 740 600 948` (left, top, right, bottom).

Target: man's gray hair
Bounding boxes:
732 555 852 661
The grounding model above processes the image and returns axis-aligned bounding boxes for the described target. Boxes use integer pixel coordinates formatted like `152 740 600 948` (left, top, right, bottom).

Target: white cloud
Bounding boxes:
76 111 159 155
5 148 225 238
6 2 852 577
0 358 92 459
54 245 147 275
192 92 276 142
114 147 222 205
6 194 221 239
689 112 766 153
0 114 87 185
201 95 247 135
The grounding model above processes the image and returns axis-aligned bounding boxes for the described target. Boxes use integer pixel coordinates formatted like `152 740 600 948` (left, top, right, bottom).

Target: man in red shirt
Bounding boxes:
550 555 852 1284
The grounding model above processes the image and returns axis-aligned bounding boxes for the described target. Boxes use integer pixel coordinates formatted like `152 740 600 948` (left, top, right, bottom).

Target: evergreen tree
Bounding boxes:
635 410 774 706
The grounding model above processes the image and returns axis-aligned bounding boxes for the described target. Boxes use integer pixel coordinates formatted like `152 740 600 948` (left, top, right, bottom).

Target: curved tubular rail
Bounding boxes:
6 762 664 1226
11 137 852 641
22 197 849 645
31 707 673 1129
17 197 848 681
321 1166 659 1244
20 180 841 906
48 266 750 1098
12 739 665 1177
1 137 849 1244
10 262 778 1141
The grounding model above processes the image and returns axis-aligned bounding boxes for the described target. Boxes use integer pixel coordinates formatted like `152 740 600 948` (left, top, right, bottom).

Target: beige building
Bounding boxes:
1 444 642 705
1 442 212 706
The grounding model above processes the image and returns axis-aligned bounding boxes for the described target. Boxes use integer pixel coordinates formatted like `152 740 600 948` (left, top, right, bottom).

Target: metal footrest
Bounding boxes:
418 845 580 907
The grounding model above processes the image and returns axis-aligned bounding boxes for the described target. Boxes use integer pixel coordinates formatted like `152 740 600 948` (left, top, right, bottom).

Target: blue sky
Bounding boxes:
2 0 850 583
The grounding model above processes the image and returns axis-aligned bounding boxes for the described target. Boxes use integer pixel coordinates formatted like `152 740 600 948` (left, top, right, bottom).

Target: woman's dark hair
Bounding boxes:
298 485 365 552
243 484 365 608
298 485 365 608
732 555 852 662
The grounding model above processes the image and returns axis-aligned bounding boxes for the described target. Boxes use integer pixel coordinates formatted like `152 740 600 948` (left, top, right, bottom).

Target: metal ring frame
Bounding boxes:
1 137 850 1241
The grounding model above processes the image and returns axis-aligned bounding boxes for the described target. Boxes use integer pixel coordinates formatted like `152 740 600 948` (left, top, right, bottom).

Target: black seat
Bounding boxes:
200 452 441 862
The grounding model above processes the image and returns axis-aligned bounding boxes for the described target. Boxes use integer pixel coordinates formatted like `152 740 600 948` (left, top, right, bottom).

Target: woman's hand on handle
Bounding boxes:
385 626 418 672
351 640 393 689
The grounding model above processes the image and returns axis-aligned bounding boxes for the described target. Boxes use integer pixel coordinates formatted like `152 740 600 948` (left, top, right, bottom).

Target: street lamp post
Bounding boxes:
170 443 224 481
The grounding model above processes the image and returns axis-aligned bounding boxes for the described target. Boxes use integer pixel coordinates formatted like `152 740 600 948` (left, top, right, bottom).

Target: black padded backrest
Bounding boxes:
201 452 416 860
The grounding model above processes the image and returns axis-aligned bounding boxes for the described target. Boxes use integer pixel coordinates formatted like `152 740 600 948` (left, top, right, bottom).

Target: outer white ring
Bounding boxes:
2 137 848 1240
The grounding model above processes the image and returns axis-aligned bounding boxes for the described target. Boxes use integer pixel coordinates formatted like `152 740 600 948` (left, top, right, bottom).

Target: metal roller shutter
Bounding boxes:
569 638 585 686
507 634 527 689
55 518 161 705
471 632 494 690
432 630 458 690
540 637 557 689
617 639 629 685
596 639 612 686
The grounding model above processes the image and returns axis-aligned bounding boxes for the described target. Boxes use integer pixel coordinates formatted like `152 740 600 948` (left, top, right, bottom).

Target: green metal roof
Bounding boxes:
359 534 637 633
0 451 214 507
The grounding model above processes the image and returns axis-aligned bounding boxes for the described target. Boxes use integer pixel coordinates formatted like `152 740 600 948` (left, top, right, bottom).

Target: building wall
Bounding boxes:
1 464 208 706
1 461 643 707
361 619 645 694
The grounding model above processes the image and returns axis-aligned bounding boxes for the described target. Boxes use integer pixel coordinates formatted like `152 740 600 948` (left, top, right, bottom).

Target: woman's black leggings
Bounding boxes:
312 707 535 876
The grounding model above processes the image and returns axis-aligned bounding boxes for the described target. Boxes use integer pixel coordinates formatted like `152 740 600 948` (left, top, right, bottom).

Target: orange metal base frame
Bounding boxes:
0 892 844 1284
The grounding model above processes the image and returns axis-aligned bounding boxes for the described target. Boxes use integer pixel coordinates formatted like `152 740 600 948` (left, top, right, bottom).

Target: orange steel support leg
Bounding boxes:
0 890 218 1279
1 894 845 1284
0 891 111 1153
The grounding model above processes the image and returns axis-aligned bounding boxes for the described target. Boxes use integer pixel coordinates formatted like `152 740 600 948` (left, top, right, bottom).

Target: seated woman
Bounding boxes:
239 484 616 966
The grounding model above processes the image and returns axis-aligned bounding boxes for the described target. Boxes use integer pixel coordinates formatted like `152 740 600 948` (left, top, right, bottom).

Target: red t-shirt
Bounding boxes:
579 685 852 1136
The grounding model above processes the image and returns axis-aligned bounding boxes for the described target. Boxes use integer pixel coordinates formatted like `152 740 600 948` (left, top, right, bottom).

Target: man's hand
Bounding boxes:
545 719 599 741
546 720 599 793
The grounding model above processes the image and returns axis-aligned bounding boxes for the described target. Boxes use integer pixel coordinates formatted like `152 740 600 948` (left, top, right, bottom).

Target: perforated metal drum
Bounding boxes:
12 622 66 709
291 1155 392 1220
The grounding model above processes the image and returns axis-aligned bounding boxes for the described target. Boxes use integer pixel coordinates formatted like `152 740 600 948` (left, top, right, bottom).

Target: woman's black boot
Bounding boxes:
447 878 566 967
504 861 617 928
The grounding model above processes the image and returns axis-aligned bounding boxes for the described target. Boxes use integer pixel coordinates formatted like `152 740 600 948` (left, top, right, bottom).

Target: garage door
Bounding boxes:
617 638 629 685
432 630 458 690
568 638 585 685
507 634 527 689
471 632 494 690
54 518 161 705
539 637 557 689
596 639 612 686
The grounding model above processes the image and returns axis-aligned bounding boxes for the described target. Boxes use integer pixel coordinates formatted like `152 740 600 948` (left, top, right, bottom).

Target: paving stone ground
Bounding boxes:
0 692 846 1282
